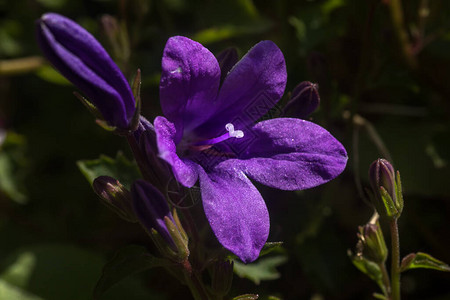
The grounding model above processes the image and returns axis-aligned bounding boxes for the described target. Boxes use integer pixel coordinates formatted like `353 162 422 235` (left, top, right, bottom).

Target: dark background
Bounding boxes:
0 0 449 299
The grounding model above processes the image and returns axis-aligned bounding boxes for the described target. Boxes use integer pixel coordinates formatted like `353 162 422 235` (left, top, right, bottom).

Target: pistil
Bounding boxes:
191 123 244 151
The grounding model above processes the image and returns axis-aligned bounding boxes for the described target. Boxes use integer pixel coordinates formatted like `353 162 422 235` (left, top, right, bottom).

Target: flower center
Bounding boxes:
190 123 244 151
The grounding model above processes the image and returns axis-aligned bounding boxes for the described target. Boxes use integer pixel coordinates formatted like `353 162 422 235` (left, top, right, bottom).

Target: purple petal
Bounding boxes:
154 116 199 188
195 40 286 138
198 167 269 263
131 179 176 250
159 36 220 142
218 118 347 190
36 13 134 129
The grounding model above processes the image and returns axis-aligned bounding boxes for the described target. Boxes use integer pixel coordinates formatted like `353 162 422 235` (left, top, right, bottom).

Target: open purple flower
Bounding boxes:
36 13 135 130
154 36 347 263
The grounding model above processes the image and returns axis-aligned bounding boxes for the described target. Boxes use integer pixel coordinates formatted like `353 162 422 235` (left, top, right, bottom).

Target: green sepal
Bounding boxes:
395 171 404 214
129 69 142 132
93 245 170 299
379 187 399 218
164 216 190 262
348 251 386 295
73 91 104 121
373 293 387 299
232 294 259 300
400 252 450 272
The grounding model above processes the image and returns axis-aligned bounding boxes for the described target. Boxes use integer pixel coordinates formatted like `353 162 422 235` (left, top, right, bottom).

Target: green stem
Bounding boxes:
390 218 401 300
379 262 391 297
388 0 417 69
183 267 209 300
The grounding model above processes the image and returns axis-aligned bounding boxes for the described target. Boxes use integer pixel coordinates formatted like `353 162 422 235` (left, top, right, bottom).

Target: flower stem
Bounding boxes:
387 0 417 69
390 218 401 300
183 264 209 300
379 262 391 297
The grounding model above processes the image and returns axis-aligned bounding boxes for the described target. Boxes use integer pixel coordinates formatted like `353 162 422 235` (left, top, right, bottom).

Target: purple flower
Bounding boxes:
36 13 135 130
154 36 348 263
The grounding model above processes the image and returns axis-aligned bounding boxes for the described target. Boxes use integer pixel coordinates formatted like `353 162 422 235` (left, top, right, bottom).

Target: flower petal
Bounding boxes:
198 167 269 263
154 116 199 187
195 40 286 138
160 36 220 141
218 118 347 190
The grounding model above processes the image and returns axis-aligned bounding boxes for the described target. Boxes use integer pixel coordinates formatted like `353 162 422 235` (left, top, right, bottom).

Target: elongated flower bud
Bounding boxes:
93 176 137 222
131 180 189 261
36 13 136 130
368 159 404 219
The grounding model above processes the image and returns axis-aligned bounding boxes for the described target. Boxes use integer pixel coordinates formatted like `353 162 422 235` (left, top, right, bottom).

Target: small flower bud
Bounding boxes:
216 47 238 85
93 176 137 222
131 180 189 261
368 159 404 219
357 215 388 264
36 13 136 130
211 260 234 297
283 81 320 118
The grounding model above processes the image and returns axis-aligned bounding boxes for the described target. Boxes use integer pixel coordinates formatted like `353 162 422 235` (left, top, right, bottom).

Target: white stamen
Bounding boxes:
225 123 244 139
170 67 182 74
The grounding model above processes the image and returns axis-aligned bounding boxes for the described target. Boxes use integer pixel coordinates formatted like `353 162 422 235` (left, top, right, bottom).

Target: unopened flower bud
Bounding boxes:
211 260 234 297
357 215 388 264
36 13 136 130
368 159 403 219
93 176 137 222
131 180 189 261
283 81 320 118
216 47 238 85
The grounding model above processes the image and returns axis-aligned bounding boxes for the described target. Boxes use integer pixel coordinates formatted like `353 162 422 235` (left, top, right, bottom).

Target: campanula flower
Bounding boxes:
36 13 135 130
154 36 348 262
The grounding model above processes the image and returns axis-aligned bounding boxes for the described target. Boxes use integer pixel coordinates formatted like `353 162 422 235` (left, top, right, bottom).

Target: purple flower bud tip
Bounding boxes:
369 158 395 198
36 13 135 130
283 81 320 118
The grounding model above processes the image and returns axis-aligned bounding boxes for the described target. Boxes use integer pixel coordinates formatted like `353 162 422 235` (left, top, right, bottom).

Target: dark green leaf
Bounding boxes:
233 256 287 285
94 245 169 299
0 132 27 204
349 251 385 294
77 152 141 190
259 242 284 257
232 294 259 300
400 252 450 272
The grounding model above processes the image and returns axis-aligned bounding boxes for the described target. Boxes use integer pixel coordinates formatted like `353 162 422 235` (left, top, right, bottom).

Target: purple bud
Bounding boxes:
283 81 320 118
216 47 238 85
368 159 403 218
36 13 135 129
131 179 176 250
92 176 136 222
369 159 396 202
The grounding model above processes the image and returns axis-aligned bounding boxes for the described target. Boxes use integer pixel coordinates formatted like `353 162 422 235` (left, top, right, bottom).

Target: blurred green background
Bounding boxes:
1 0 450 299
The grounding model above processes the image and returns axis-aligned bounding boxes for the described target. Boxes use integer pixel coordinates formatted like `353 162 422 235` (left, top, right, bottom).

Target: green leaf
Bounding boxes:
193 21 271 44
233 256 287 285
94 245 169 299
349 252 385 294
400 252 450 272
77 152 141 190
0 280 44 300
0 244 106 300
259 242 284 257
0 131 28 204
232 294 259 300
